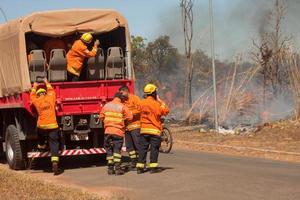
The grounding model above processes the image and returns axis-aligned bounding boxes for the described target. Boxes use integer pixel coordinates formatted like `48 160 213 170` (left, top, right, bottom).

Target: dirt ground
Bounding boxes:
0 164 105 200
170 120 300 163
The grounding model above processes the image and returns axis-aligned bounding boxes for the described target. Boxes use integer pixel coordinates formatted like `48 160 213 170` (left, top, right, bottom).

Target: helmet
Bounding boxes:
143 83 157 95
36 88 46 95
81 33 93 44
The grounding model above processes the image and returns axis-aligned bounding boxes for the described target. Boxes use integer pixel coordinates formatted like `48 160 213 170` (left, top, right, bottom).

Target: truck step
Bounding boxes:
27 147 127 158
27 148 106 158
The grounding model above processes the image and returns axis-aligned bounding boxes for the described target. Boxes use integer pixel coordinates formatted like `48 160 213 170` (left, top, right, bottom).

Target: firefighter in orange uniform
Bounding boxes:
66 33 100 81
136 84 169 174
119 85 141 170
100 92 133 175
30 78 60 175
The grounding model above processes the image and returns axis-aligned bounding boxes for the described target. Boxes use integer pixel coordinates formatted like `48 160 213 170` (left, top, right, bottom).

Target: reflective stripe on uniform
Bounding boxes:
149 163 158 168
104 103 123 112
140 128 161 135
130 154 137 159
67 66 80 77
104 111 124 123
104 117 123 123
113 153 122 163
136 163 145 168
113 153 122 158
51 156 59 162
129 151 137 158
105 112 123 117
108 160 114 164
106 156 114 160
127 123 141 130
38 123 58 129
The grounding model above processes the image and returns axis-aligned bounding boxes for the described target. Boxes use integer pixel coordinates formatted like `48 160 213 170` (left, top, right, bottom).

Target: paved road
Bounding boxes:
30 150 300 200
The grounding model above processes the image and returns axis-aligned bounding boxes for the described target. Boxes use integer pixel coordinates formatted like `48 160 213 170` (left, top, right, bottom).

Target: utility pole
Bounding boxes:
0 6 8 22
209 0 219 132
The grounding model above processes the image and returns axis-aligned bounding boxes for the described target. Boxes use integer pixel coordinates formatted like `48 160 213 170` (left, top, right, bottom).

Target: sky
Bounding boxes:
1 0 300 60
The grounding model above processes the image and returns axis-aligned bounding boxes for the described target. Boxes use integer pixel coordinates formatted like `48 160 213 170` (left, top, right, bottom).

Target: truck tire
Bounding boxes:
5 125 25 170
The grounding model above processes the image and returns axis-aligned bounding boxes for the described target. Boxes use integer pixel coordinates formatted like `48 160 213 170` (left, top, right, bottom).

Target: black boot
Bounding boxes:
107 165 115 175
115 163 124 176
137 167 145 174
129 158 138 171
52 162 59 176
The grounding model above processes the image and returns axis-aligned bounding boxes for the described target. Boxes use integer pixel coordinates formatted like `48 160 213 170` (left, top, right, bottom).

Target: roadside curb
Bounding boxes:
175 140 300 156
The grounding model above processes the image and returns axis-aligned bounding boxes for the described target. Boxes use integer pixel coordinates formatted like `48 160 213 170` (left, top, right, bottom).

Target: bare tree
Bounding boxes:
252 0 291 99
180 0 194 109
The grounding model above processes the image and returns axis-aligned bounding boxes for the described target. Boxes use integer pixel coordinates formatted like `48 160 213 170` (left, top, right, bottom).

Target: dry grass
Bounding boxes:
171 121 300 162
0 165 104 200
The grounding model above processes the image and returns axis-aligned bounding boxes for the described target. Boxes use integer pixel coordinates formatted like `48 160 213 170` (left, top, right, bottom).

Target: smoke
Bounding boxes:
155 0 300 60
138 0 300 125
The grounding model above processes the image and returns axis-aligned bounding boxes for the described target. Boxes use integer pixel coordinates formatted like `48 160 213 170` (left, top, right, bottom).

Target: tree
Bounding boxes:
192 50 212 89
180 0 194 109
252 0 291 97
146 35 178 78
131 35 147 78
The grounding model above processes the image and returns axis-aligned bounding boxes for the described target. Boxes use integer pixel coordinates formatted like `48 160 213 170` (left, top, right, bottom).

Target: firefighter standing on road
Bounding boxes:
136 84 169 174
66 33 100 81
30 78 60 175
100 92 133 175
119 85 141 170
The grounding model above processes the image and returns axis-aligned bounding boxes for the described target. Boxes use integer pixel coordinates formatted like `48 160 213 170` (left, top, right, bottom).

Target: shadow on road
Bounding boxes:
29 154 108 174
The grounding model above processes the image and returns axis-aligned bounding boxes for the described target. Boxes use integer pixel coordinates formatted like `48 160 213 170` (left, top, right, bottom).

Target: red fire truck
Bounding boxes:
0 9 134 169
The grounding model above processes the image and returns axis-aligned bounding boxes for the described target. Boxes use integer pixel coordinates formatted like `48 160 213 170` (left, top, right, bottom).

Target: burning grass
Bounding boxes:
0 165 103 200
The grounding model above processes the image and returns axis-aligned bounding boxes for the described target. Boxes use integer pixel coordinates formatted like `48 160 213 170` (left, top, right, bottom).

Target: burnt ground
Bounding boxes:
171 120 300 162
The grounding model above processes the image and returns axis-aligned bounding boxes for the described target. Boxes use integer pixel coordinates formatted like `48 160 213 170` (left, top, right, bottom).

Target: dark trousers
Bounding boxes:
125 129 140 159
138 134 161 167
67 72 80 82
38 129 59 159
104 134 123 165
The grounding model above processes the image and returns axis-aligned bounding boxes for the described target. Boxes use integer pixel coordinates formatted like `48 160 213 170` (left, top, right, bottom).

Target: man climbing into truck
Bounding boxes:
30 78 60 175
66 33 100 81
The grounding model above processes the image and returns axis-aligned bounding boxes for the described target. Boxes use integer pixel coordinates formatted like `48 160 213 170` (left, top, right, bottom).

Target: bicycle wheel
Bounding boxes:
159 127 173 153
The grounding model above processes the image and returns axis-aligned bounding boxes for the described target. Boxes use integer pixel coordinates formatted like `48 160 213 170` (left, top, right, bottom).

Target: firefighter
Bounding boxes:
136 84 169 174
30 78 60 175
66 33 100 81
100 92 133 175
119 85 141 170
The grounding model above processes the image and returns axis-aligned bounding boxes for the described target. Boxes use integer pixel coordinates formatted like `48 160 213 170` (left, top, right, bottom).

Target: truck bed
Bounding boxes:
0 80 134 116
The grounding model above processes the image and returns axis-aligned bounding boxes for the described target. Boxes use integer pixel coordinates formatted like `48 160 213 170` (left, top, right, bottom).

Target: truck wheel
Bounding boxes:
5 125 25 170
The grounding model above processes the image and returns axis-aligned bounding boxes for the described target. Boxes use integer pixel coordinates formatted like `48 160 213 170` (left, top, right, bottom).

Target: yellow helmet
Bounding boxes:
143 83 157 95
36 88 46 95
81 33 93 44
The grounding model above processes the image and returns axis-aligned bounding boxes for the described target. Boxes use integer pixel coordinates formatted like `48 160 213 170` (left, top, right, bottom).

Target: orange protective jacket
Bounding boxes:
124 94 141 131
140 96 169 136
66 40 97 77
100 98 133 137
30 83 58 130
